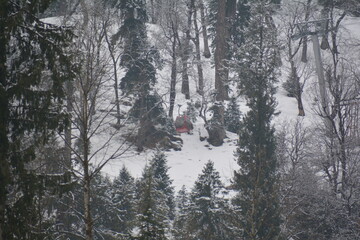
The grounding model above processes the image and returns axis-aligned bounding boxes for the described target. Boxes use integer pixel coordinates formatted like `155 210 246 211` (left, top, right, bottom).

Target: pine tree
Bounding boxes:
117 0 175 151
0 1 73 239
91 174 114 240
149 151 175 220
187 161 239 240
110 166 136 238
135 165 169 240
172 186 191 240
224 97 242 133
118 0 153 93
232 1 281 239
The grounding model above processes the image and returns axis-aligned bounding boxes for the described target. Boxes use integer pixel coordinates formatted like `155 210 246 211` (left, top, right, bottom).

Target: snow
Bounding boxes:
102 121 239 192
99 15 360 192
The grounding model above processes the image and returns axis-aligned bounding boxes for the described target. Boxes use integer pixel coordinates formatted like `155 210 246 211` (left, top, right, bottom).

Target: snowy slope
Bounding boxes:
102 121 239 191
101 15 360 192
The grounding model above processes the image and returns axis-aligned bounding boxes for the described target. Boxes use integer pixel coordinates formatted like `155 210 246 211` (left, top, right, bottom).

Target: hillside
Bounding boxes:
101 15 360 191
2 1 360 239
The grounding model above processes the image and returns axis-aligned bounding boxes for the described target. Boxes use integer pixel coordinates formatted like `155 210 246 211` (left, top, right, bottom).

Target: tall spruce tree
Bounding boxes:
149 151 175 220
232 1 281 239
135 164 169 240
187 161 239 239
91 174 113 240
172 186 191 240
0 1 72 239
118 0 176 151
110 166 136 238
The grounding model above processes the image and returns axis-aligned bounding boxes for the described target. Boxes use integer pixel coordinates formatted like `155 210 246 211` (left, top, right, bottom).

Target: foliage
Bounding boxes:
232 1 281 239
135 165 170 240
130 92 175 133
208 0 251 53
148 151 175 219
0 0 73 238
172 186 191 240
224 97 242 133
110 166 136 237
186 161 240 240
186 100 199 123
120 58 157 94
91 174 114 239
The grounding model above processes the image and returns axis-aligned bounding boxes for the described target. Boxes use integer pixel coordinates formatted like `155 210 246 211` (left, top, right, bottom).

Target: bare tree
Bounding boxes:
309 4 360 237
275 119 355 240
198 0 211 58
159 0 181 118
60 3 132 239
192 0 205 96
301 0 312 62
103 8 124 127
179 0 194 100
279 1 314 116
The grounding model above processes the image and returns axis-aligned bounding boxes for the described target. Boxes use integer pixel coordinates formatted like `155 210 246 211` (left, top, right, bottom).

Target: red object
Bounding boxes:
176 125 190 133
175 115 193 133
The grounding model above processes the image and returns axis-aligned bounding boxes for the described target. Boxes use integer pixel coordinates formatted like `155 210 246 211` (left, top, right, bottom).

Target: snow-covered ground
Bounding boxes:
101 15 360 192
102 121 239 191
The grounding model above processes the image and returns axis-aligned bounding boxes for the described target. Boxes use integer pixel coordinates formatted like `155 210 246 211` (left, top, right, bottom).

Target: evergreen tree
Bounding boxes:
149 151 175 220
172 186 192 240
224 97 242 134
91 174 113 240
110 166 136 238
0 1 73 239
117 0 175 151
232 1 281 239
187 161 239 240
118 0 153 93
135 165 169 240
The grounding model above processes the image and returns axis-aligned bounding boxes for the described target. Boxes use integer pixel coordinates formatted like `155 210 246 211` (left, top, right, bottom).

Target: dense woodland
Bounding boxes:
1 0 360 239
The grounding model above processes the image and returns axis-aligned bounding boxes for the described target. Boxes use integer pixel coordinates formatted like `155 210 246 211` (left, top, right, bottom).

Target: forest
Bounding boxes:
1 0 360 239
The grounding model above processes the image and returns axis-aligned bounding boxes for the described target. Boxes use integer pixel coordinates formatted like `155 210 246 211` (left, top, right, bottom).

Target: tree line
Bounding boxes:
1 0 360 239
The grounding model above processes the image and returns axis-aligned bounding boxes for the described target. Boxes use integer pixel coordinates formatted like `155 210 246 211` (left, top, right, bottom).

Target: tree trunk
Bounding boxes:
0 92 8 240
214 0 227 101
0 2 9 238
192 5 205 96
180 0 193 100
214 0 235 101
290 60 305 116
83 153 93 240
81 87 93 240
113 60 121 126
301 0 312 63
80 0 89 27
296 83 305 117
199 0 211 58
104 32 121 126
150 0 156 23
136 88 150 151
206 103 226 146
65 81 73 167
169 34 177 118
181 53 190 100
